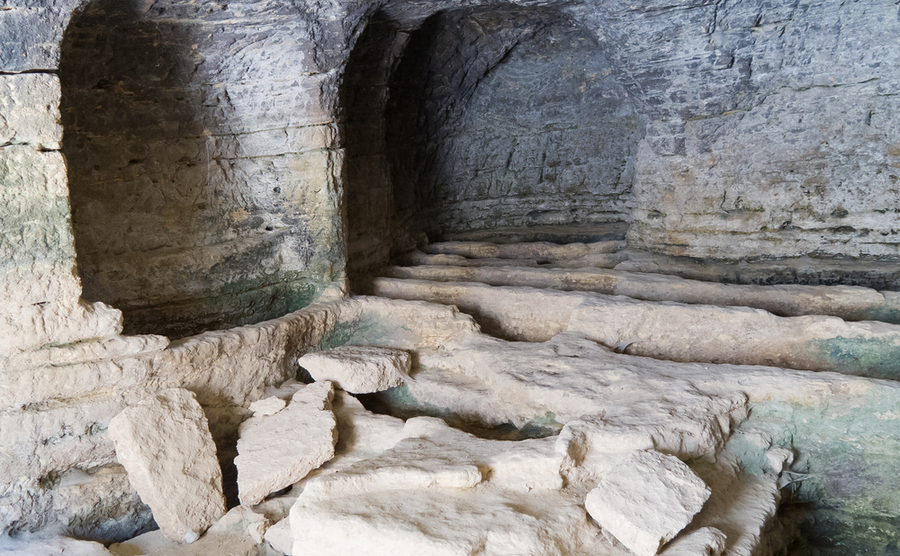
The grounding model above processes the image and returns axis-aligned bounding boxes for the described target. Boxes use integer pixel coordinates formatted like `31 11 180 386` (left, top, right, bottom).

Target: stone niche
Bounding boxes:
60 0 346 339
345 0 900 281
345 4 640 279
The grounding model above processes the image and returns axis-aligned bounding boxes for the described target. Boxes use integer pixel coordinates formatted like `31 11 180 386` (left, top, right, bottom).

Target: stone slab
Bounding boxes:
108 388 226 542
235 381 338 507
297 345 410 394
585 450 711 556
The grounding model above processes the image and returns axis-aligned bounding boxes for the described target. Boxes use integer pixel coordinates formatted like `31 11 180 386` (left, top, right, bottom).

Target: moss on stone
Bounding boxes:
808 336 900 379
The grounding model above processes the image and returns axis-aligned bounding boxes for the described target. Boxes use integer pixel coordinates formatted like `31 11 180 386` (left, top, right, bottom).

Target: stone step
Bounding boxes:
394 248 630 269
423 239 627 261
382 264 900 323
369 277 900 380
440 222 629 244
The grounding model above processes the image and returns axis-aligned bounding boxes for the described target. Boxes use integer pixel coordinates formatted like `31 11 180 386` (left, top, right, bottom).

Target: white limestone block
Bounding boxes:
249 396 286 416
0 533 114 556
297 346 410 393
290 417 589 556
585 450 711 556
207 506 270 544
264 517 294 555
108 530 177 555
235 381 338 506
108 389 226 543
659 527 727 556
141 533 259 556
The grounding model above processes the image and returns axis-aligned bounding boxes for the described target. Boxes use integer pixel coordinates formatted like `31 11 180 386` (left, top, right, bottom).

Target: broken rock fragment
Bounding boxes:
297 345 411 393
585 450 711 556
235 380 338 506
108 388 226 542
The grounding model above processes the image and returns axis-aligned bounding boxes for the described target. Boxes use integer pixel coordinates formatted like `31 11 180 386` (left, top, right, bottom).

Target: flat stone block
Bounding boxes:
235 381 338 506
585 450 711 556
108 388 226 542
297 346 410 394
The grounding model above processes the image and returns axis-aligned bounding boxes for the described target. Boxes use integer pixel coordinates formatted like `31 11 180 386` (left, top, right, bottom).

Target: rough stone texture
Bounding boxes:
0 74 62 149
5 1 900 552
297 345 409 393
108 530 178 556
265 518 293 555
385 6 638 235
248 396 287 417
60 0 347 338
0 0 83 72
235 381 338 507
372 278 900 380
659 527 726 556
290 417 598 556
207 506 271 544
143 533 260 556
107 388 226 542
0 533 114 556
385 258 900 324
585 450 711 556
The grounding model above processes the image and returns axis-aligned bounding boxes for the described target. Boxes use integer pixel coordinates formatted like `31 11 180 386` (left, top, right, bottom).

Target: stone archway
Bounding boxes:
343 3 640 284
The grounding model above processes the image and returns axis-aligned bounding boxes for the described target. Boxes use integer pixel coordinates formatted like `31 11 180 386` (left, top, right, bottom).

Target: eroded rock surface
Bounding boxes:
108 388 225 542
290 417 597 556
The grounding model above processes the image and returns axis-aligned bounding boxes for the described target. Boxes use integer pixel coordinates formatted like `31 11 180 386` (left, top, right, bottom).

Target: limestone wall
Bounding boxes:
345 0 900 270
598 0 900 259
60 0 347 338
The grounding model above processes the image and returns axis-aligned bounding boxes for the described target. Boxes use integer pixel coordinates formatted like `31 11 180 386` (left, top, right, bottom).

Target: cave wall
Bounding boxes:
385 6 639 236
345 0 900 270
591 0 900 259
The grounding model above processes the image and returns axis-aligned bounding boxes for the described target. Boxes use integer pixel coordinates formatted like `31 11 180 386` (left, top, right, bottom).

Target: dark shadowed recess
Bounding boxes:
61 0 319 339
342 4 639 286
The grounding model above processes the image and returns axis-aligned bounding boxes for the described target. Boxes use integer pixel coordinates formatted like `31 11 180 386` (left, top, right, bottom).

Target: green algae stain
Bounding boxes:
863 305 900 326
809 336 900 379
735 393 900 554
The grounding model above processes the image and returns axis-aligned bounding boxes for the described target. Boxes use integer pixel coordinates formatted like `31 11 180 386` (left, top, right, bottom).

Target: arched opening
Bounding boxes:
61 0 333 339
343 4 639 286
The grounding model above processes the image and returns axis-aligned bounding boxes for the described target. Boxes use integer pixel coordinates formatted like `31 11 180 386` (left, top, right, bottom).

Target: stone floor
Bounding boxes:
10 233 900 555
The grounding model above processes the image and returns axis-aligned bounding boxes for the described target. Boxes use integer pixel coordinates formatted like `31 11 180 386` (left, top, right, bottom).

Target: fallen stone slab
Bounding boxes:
402 333 747 455
264 517 293 555
297 345 410 394
108 388 226 543
108 530 177 555
585 450 711 556
235 381 338 507
207 506 270 544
